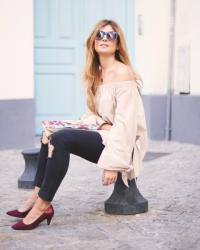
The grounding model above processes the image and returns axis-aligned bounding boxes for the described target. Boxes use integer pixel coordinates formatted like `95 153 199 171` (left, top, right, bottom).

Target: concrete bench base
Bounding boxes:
104 173 148 215
18 148 40 189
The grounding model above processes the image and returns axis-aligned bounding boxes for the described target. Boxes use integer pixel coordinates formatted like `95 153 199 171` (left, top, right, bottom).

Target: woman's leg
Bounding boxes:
22 128 104 224
34 138 49 188
18 133 49 212
39 128 104 201
18 187 40 212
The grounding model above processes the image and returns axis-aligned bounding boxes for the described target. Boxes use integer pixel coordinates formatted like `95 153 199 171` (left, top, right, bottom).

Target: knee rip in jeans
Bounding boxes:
41 131 49 145
48 141 55 158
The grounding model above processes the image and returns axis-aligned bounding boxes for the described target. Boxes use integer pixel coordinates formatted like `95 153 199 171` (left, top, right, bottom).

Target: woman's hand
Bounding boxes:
99 123 112 130
102 170 118 185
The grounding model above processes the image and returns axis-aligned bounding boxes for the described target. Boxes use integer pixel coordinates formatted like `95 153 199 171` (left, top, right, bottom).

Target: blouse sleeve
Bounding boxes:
97 83 139 171
79 108 106 129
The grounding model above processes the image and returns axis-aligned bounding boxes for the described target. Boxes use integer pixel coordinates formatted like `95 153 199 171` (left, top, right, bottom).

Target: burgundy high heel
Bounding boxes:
6 208 32 218
11 205 54 230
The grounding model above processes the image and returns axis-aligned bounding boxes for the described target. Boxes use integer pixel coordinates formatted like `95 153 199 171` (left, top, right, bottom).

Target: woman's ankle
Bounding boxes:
33 186 40 196
18 200 35 212
31 193 38 201
18 194 38 212
31 197 51 213
30 186 40 200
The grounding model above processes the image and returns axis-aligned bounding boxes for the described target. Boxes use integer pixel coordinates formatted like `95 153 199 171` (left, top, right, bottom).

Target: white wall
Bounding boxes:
174 0 200 95
134 0 200 96
134 0 170 95
0 0 34 100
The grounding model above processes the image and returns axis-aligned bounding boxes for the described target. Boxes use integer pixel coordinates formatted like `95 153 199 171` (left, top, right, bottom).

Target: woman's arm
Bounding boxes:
98 82 139 181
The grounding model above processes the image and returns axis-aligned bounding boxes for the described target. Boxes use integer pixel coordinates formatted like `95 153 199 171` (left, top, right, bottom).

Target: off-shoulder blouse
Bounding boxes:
80 80 148 187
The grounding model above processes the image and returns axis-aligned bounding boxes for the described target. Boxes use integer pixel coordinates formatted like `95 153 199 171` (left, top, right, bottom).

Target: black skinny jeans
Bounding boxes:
34 128 105 202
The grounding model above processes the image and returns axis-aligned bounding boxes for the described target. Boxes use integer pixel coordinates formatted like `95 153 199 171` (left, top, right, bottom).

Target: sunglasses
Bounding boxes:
95 31 118 41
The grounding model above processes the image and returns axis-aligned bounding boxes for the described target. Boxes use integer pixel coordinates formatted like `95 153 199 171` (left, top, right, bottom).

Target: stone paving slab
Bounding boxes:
0 140 200 250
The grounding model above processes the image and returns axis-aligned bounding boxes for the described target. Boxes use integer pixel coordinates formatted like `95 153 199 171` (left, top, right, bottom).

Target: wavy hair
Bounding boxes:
82 19 141 113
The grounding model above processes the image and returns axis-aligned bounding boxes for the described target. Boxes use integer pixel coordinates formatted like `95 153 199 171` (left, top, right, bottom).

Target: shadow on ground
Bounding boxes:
144 152 171 161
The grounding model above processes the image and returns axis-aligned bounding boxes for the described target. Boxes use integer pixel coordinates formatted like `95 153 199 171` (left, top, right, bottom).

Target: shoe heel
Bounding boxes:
47 216 53 225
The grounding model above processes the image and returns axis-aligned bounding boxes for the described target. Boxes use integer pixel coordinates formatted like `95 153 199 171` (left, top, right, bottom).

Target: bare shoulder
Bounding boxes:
113 62 135 82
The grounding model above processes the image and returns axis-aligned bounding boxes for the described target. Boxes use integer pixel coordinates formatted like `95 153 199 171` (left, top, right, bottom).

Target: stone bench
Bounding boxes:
18 148 40 189
18 148 148 215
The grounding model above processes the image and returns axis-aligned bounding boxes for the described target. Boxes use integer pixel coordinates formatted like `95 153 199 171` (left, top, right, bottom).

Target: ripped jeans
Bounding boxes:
34 128 105 202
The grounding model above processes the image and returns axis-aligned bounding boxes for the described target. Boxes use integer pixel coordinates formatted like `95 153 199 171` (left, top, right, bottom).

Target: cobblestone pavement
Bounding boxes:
0 140 200 250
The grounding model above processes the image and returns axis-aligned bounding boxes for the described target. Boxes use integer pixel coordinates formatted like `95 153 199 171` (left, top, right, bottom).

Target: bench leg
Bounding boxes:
104 173 148 215
18 149 40 189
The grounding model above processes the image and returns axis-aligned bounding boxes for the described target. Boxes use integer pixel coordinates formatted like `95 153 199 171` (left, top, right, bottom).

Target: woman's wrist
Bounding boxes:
98 122 107 129
98 123 112 130
102 169 118 185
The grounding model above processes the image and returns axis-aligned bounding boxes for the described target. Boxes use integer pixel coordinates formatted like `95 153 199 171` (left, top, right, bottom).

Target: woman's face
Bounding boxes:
94 24 118 56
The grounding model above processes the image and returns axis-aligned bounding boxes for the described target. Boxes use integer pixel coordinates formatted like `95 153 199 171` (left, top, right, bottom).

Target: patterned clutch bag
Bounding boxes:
41 120 98 137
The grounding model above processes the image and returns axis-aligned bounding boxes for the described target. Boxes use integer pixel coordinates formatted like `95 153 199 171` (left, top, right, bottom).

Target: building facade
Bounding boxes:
0 0 199 149
136 0 200 144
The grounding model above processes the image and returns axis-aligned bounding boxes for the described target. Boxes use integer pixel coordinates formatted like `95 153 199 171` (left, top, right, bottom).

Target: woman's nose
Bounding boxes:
102 35 108 41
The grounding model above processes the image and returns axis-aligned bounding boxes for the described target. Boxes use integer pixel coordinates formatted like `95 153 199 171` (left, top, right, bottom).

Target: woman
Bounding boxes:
7 19 148 230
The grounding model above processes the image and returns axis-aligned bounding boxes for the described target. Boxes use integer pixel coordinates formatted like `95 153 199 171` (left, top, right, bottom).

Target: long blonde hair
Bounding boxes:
83 19 141 113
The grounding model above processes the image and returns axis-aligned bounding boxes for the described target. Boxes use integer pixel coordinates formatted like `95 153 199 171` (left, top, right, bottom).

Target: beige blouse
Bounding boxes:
80 80 148 187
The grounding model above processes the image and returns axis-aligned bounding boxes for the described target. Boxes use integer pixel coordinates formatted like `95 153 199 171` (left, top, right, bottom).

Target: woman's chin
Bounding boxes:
96 50 115 56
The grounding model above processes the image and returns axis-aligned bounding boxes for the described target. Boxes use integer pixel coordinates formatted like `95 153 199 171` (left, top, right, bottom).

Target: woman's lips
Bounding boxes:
100 44 109 48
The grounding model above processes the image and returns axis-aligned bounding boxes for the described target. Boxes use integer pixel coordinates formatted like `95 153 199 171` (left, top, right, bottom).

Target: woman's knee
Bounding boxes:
50 129 73 148
46 131 65 158
47 129 75 159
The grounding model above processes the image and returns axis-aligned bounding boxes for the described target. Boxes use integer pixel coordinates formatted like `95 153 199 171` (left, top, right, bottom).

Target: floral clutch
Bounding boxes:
41 120 98 138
